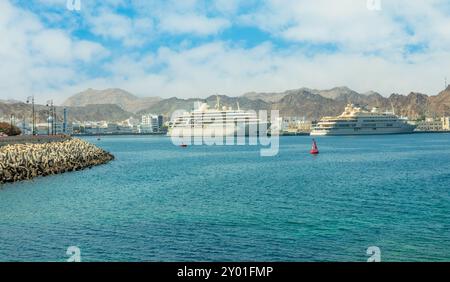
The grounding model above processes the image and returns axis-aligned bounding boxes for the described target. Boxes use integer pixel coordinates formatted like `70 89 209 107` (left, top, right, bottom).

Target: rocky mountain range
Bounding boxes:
0 102 133 124
138 86 450 120
62 88 161 113
241 87 439 120
2 86 450 122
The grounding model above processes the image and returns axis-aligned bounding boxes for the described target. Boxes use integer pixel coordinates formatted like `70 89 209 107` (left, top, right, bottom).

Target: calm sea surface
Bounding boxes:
1 134 449 261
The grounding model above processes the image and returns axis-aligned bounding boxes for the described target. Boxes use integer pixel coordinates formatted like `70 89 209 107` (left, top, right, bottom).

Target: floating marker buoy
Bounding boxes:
310 139 319 155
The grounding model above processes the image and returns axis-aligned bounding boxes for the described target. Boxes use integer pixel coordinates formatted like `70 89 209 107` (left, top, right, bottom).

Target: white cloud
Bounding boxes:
84 41 449 100
159 14 230 36
73 40 110 62
2 0 450 106
32 30 73 62
88 10 153 47
239 0 450 54
0 0 108 103
213 0 243 14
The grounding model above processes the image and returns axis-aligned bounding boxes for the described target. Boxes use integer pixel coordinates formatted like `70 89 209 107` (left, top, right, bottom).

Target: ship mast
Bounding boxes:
390 102 395 115
215 95 220 110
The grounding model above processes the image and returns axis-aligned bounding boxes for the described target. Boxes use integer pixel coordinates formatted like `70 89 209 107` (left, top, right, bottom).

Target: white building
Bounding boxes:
278 116 312 133
415 118 445 131
35 122 73 135
121 117 140 127
442 117 450 130
140 114 161 133
77 121 108 134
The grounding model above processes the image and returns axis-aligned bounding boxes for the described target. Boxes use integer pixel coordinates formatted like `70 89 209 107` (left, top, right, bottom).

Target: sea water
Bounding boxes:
0 134 449 261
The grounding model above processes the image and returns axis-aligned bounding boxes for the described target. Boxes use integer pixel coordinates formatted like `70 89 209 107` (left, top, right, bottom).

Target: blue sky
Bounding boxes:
1 0 450 103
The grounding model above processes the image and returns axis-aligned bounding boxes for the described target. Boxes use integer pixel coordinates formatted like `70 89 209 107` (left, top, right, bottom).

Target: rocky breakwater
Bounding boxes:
0 138 114 184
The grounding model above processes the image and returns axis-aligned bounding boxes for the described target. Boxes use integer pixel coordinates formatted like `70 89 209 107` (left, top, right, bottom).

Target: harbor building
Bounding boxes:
442 117 450 130
140 114 163 133
279 117 312 133
35 122 73 135
414 118 445 131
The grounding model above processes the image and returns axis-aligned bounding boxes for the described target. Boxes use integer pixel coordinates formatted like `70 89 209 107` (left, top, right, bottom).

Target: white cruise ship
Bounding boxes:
310 104 415 136
168 98 267 137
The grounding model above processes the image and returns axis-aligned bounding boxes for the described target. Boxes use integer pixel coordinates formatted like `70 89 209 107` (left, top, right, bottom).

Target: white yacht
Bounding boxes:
168 98 267 137
310 104 416 136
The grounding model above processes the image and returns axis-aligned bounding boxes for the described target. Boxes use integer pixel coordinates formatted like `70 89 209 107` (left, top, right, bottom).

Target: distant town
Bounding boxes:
2 109 450 137
1 86 450 137
0 113 166 136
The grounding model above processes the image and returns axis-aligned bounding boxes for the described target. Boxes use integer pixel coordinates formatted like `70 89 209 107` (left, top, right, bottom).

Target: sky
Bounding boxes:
1 0 450 104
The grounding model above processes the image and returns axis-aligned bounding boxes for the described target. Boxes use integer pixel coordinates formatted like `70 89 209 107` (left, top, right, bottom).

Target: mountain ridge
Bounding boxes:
62 88 161 113
137 86 450 120
4 86 450 122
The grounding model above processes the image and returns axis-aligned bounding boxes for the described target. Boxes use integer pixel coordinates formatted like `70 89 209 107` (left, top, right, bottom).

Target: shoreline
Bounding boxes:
70 131 450 137
0 135 71 147
0 138 114 184
412 130 450 134
72 132 166 137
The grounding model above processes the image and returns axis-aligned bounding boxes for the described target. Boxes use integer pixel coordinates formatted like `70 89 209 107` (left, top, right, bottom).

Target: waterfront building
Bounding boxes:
35 122 73 135
442 117 450 130
121 117 140 128
141 114 161 133
19 121 32 135
158 115 164 130
35 123 48 135
104 123 133 134
415 118 444 131
279 117 312 133
77 121 108 135
71 122 83 134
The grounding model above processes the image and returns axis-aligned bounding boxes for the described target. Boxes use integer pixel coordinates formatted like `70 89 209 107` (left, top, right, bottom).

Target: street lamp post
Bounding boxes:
53 105 57 135
46 100 53 136
22 116 26 136
10 114 15 136
26 95 35 135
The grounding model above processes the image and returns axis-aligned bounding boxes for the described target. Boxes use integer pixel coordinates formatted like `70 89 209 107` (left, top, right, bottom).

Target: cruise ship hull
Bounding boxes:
168 100 268 138
168 122 269 137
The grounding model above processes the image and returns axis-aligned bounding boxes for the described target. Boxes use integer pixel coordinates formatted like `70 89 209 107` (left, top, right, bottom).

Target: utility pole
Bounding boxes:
63 108 67 134
26 95 35 135
22 116 26 135
46 100 53 135
10 114 14 135
53 104 57 135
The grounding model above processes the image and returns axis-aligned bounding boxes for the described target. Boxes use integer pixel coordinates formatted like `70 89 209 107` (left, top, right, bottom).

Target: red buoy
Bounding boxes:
310 139 319 155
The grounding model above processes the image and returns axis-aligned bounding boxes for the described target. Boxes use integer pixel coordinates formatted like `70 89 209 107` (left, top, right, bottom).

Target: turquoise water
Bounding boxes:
1 134 449 262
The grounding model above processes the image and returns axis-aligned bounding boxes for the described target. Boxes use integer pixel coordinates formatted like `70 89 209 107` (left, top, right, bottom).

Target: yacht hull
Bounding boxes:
310 126 415 136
